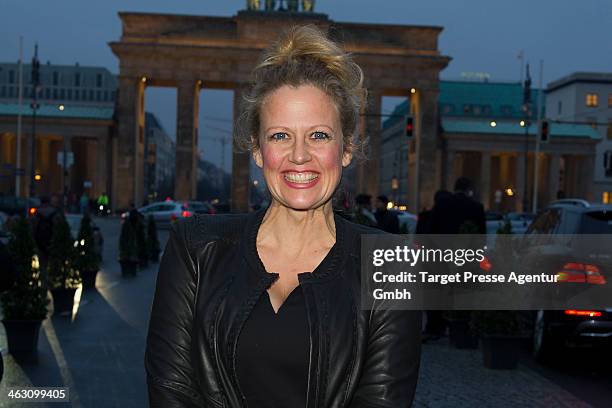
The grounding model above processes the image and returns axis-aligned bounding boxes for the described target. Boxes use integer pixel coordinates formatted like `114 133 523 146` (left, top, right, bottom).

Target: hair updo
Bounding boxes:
236 25 366 155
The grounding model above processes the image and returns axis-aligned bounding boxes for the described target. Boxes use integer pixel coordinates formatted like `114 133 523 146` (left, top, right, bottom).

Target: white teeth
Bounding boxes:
284 172 318 183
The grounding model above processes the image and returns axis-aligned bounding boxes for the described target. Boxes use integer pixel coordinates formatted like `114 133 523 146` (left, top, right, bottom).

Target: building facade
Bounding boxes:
0 62 117 107
144 112 176 201
545 72 612 204
380 80 600 213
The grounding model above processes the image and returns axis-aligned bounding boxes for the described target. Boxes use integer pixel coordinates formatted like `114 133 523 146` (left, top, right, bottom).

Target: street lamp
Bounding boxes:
29 43 40 199
58 104 65 111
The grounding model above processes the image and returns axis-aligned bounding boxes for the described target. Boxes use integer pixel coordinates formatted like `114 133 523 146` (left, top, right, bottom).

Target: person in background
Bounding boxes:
80 192 89 215
374 194 400 233
353 193 377 227
429 177 486 235
31 195 64 284
415 190 452 235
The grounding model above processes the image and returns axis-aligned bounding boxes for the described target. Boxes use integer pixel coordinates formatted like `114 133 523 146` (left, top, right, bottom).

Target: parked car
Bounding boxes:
486 211 534 235
395 211 418 234
521 200 612 361
0 196 40 217
137 200 214 228
0 211 9 245
65 214 104 261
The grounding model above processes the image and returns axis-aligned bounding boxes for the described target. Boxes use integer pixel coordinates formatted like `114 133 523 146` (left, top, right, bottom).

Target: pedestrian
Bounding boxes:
31 195 64 282
429 177 486 234
353 193 378 227
80 192 89 215
374 194 400 233
146 25 421 407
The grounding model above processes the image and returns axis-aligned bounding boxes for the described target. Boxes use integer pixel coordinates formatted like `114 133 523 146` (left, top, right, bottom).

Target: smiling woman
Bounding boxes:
145 25 421 408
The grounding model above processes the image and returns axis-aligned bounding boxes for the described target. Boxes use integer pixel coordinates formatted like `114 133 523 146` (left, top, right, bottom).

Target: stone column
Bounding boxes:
546 153 561 205
480 151 491 210
412 88 440 211
231 85 251 213
175 80 200 201
96 134 109 199
362 89 382 198
515 153 526 212
113 76 144 210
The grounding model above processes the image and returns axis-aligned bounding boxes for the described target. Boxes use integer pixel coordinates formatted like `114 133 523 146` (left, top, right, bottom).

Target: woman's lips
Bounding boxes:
282 171 320 189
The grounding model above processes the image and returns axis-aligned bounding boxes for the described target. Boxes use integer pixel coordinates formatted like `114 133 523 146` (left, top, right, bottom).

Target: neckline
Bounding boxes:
241 205 346 282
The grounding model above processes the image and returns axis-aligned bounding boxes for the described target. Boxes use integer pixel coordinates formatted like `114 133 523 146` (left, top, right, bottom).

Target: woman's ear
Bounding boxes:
342 140 353 168
252 139 263 168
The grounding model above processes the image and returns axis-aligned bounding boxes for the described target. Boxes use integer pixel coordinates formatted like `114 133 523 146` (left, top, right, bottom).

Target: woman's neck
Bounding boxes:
257 201 336 253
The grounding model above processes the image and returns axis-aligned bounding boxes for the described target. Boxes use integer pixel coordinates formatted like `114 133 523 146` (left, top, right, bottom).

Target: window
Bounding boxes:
53 89 58 99
104 90 108 101
96 90 101 101
500 105 513 116
53 72 59 86
8 70 15 84
0 86 5 97
74 89 79 101
81 89 86 100
75 73 80 87
605 151 612 177
473 105 482 115
67 89 72 100
45 88 50 99
557 101 562 115
96 73 102 88
60 89 65 99
482 105 492 115
463 104 472 114
89 90 94 100
586 93 598 107
603 192 610 204
8 87 14 97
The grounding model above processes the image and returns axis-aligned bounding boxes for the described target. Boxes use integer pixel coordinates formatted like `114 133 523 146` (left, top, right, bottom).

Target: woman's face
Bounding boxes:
253 84 352 211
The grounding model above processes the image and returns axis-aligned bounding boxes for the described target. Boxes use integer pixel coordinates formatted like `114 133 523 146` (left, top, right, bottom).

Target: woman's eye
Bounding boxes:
270 132 288 141
311 131 330 140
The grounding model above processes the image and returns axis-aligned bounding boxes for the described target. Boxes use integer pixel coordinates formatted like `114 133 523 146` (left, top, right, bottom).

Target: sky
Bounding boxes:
2 0 611 173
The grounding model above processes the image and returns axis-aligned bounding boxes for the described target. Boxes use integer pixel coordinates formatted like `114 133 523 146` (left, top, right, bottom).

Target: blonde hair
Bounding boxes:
235 25 366 154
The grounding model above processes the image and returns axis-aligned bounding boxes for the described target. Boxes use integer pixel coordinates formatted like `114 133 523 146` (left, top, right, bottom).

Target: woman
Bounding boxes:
145 25 421 408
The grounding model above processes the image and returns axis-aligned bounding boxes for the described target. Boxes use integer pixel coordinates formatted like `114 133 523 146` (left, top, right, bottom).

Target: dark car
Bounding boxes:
523 200 612 361
0 195 41 217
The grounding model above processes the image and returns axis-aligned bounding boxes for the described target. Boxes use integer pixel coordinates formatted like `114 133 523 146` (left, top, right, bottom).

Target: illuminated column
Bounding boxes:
480 151 491 210
231 84 251 213
515 153 526 212
175 80 200 201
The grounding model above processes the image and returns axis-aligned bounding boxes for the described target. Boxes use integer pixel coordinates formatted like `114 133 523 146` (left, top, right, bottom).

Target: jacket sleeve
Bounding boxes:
350 308 422 408
145 221 204 407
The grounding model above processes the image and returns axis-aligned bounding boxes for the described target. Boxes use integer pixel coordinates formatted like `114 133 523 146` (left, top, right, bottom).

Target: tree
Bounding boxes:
0 217 48 320
48 217 81 289
74 214 100 273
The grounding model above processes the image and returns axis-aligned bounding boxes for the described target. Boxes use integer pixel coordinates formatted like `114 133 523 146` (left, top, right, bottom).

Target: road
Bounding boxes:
1 216 611 407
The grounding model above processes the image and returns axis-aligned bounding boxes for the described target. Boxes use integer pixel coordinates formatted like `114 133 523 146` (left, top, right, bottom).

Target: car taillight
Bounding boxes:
182 210 192 217
556 262 606 285
171 214 177 221
28 207 37 216
480 256 492 272
564 309 602 317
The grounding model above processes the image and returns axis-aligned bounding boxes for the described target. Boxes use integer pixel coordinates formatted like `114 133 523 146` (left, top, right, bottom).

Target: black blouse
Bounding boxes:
236 286 310 408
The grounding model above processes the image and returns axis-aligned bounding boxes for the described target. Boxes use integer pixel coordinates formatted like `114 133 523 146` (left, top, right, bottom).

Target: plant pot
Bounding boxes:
51 288 77 316
81 268 99 290
120 259 138 277
2 319 43 362
448 319 478 349
481 335 522 369
149 250 160 263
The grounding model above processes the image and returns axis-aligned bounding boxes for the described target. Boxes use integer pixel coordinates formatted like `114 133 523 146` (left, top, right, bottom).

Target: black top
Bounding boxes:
236 286 309 408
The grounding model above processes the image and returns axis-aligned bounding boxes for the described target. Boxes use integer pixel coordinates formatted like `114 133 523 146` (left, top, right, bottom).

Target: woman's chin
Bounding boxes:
278 194 326 211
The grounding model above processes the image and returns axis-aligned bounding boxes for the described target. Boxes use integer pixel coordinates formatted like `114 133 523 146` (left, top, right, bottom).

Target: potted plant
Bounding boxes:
471 310 527 369
48 217 82 316
74 214 100 289
0 217 49 361
119 217 139 277
136 214 148 269
146 215 161 263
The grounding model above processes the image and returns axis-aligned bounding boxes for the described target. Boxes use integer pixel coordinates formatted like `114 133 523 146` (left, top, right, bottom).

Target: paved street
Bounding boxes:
1 216 611 407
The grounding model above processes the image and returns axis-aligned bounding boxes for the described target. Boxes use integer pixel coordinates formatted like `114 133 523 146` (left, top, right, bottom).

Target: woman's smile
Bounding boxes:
282 171 320 188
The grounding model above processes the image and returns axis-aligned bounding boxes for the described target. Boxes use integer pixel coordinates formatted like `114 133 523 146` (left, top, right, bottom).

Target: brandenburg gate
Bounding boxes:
109 3 450 211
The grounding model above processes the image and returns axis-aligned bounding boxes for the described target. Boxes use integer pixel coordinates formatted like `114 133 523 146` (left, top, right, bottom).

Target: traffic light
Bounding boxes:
405 116 414 138
540 120 549 143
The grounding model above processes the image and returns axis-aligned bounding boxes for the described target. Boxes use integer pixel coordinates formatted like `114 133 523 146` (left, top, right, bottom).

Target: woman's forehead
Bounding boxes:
260 85 340 127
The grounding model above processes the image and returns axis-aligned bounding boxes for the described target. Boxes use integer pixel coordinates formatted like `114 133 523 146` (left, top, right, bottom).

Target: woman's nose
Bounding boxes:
289 138 312 164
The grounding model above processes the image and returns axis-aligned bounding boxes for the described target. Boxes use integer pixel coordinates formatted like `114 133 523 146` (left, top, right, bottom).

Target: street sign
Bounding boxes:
83 181 92 188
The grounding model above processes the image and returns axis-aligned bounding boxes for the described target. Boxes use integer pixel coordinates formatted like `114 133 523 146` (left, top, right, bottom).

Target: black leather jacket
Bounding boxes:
145 208 421 407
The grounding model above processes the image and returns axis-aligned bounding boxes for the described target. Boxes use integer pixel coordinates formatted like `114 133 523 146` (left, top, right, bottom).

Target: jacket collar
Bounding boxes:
240 205 347 283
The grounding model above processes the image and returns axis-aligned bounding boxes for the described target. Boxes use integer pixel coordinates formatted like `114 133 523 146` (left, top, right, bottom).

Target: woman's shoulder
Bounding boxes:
172 213 250 250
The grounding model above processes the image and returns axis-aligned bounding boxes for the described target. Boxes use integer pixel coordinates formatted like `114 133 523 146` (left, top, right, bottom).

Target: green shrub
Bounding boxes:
0 217 48 320
74 214 100 273
48 217 81 289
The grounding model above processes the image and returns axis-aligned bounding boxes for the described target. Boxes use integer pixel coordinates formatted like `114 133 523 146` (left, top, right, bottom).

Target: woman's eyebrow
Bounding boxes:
263 125 336 133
